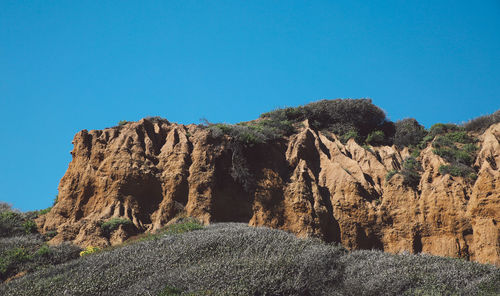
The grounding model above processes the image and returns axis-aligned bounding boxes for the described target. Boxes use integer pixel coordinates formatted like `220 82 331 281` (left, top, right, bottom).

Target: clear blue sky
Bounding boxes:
1 1 499 211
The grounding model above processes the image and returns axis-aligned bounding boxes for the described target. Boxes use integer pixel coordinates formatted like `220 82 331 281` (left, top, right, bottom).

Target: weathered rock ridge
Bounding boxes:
37 119 500 265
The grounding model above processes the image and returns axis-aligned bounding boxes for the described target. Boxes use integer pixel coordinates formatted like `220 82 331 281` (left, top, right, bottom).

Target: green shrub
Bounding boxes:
0 247 33 280
443 131 473 144
0 211 24 237
428 123 448 136
417 134 435 150
454 150 475 166
118 120 128 126
260 106 305 123
158 285 182 296
340 130 360 144
22 220 37 235
161 219 204 235
251 116 295 137
45 230 57 239
429 123 461 137
208 123 269 146
35 245 51 257
144 116 170 125
366 130 385 146
463 143 479 154
400 156 422 188
9 247 32 262
385 170 397 181
260 99 391 143
36 207 51 216
432 134 478 167
416 123 463 150
439 164 461 177
394 118 427 148
0 204 53 237
402 156 421 171
432 147 456 162
100 218 133 236
432 136 455 149
305 99 388 135
439 164 476 180
0 238 81 282
401 171 422 188
0 205 82 282
410 147 421 158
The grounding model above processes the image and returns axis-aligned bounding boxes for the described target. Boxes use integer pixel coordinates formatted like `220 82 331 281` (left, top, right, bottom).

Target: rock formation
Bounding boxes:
36 118 500 265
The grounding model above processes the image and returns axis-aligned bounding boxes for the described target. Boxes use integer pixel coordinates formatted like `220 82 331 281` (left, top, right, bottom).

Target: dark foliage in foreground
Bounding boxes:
1 223 498 296
0 202 81 282
0 202 56 239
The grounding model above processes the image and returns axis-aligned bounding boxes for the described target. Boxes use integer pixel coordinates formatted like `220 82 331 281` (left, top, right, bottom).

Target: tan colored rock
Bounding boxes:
37 118 500 265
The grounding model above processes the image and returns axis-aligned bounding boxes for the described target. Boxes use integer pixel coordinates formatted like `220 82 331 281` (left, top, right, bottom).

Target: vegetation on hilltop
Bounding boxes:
203 99 394 146
259 99 391 143
115 99 498 152
115 101 497 191
199 100 499 190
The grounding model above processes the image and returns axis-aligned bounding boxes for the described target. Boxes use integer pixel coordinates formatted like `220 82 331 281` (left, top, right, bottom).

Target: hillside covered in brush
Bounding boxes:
1 222 499 295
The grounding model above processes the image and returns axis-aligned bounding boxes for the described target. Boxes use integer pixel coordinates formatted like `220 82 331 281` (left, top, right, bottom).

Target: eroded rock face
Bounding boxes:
37 119 500 265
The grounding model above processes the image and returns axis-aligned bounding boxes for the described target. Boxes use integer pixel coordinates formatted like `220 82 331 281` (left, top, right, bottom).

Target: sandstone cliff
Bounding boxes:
36 118 500 265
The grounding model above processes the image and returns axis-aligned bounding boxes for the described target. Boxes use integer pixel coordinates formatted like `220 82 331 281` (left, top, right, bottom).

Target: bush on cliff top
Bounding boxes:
260 99 393 144
463 109 500 132
206 99 394 146
393 118 427 148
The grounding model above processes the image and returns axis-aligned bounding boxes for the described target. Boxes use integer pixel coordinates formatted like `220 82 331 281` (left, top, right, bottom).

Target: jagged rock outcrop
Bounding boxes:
36 118 500 265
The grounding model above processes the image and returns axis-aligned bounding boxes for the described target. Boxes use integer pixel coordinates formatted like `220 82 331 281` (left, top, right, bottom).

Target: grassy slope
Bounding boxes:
0 223 498 296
